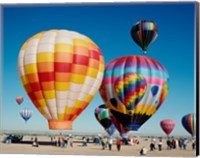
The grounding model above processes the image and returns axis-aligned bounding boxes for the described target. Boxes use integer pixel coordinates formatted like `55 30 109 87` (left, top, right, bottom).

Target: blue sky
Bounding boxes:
1 3 197 136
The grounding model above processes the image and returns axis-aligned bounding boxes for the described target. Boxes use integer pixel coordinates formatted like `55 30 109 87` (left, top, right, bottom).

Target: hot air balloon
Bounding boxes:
20 108 32 122
160 119 175 136
130 20 158 54
18 29 104 130
99 56 169 135
181 113 195 136
95 104 116 136
16 96 24 105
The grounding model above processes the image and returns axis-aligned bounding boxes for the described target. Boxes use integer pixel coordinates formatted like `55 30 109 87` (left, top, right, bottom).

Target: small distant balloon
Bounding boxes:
20 108 32 122
181 113 195 136
130 20 158 54
160 119 175 136
16 96 24 105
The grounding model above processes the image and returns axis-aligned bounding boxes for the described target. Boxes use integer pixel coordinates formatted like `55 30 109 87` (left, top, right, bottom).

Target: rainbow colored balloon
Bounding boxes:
18 29 104 130
99 56 169 134
114 73 147 110
131 20 158 54
181 113 195 136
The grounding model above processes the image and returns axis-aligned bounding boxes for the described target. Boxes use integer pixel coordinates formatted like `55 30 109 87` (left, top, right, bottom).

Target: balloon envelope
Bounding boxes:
130 20 158 54
18 29 104 130
99 56 169 134
181 113 195 136
160 119 175 136
16 96 24 105
95 104 116 136
20 108 32 122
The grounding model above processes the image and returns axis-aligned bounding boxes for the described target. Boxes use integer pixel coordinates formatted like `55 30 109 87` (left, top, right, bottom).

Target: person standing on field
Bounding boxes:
116 138 122 151
108 138 113 150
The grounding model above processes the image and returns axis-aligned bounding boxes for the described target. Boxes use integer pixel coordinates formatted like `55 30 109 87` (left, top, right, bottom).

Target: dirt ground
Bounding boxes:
0 135 196 156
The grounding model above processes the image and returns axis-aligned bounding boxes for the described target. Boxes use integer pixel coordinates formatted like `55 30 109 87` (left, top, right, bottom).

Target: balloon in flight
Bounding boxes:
20 108 32 122
95 104 116 136
160 119 175 136
130 20 158 54
18 29 104 130
99 56 169 135
181 113 195 136
16 96 24 105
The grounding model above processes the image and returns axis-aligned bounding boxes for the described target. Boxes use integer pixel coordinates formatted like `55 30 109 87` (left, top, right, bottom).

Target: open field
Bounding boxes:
0 135 195 156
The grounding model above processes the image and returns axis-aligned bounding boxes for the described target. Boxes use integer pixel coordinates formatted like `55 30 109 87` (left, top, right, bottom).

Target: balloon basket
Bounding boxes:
48 120 72 130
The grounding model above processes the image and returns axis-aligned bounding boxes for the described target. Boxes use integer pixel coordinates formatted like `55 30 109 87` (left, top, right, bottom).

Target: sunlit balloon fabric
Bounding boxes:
20 108 32 122
18 29 104 130
95 104 116 136
181 113 195 136
16 96 24 105
99 56 169 134
160 119 175 136
131 20 158 54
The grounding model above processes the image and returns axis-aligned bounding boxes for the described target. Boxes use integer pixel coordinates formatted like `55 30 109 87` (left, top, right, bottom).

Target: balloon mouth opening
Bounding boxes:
48 120 72 130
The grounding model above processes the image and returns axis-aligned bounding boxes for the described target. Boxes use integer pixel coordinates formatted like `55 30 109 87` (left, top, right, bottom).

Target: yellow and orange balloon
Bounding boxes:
18 29 104 130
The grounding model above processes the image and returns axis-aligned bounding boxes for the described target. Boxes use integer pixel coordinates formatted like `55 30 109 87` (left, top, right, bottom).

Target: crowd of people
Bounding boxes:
56 133 74 148
148 137 196 152
93 136 115 150
140 137 196 156
166 137 195 150
98 137 123 151
92 136 141 151
29 134 196 156
30 134 140 152
4 133 195 156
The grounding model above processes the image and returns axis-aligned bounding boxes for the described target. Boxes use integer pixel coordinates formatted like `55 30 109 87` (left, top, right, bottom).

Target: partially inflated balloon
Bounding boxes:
95 104 116 136
160 119 175 136
16 96 24 105
18 29 104 130
130 20 158 54
99 56 169 134
181 113 195 136
20 108 32 122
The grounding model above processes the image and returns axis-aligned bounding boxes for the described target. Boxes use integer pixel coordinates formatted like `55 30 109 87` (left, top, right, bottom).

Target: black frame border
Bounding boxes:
196 1 199 157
